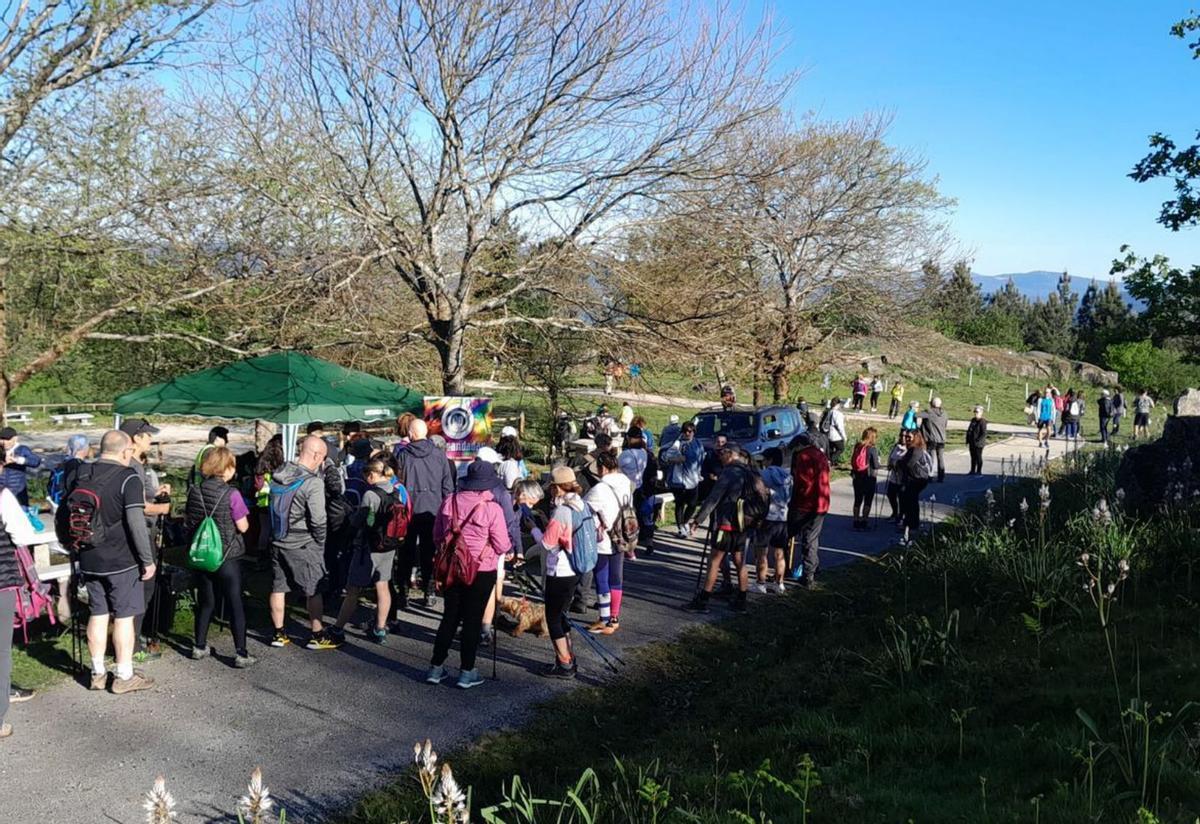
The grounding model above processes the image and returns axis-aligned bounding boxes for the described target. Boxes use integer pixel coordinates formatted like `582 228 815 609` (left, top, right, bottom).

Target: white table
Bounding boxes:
4 410 32 425
27 527 71 622
49 412 95 426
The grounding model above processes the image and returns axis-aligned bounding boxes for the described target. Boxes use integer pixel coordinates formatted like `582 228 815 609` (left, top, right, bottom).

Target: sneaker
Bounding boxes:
457 669 485 690
676 526 686 538
586 620 607 633
89 672 109 691
426 665 447 685
233 654 258 669
773 582 787 595
306 631 342 650
270 629 291 648
682 596 711 614
131 649 161 664
327 626 347 644
188 646 212 660
111 670 155 695
749 583 770 594
8 687 34 703
369 627 388 645
600 619 620 636
542 660 577 680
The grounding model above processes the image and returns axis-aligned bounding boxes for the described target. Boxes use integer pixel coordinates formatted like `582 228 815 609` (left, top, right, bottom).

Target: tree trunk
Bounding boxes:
771 364 789 404
0 262 8 414
431 318 467 395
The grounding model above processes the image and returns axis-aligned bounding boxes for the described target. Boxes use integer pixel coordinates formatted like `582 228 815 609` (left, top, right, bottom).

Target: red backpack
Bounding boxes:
851 443 870 473
431 498 489 593
368 487 413 552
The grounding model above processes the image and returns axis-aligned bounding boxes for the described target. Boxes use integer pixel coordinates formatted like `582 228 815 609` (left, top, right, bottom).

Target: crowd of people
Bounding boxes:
0 374 1163 737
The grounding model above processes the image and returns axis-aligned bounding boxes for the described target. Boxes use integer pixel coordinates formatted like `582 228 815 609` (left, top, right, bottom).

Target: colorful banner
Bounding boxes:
424 396 493 461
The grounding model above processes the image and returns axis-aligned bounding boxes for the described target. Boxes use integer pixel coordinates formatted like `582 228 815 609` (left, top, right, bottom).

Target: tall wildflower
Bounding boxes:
143 776 177 824
237 768 275 824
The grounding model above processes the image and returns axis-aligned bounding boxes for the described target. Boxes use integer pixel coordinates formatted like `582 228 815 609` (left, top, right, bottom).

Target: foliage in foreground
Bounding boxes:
344 447 1200 823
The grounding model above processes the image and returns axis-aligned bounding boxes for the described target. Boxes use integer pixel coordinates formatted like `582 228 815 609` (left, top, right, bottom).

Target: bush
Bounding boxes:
1102 339 1200 397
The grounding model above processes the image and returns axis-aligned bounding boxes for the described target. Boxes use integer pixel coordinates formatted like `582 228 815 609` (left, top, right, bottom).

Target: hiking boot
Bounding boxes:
426 665 447 685
542 660 577 680
270 629 291 648
188 646 212 661
89 672 109 691
369 627 388 645
600 619 620 636
0 722 11 738
233 654 259 669
111 670 155 695
682 595 711 614
9 687 34 703
456 669 485 690
306 631 342 651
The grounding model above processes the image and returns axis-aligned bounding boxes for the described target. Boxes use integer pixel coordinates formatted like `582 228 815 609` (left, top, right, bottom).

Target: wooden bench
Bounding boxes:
49 412 95 427
3 410 32 425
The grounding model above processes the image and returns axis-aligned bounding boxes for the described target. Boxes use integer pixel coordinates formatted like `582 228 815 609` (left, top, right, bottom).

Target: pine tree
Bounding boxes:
1076 280 1134 363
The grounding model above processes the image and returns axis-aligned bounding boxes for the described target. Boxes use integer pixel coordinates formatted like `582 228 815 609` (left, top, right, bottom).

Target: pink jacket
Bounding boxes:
432 489 512 573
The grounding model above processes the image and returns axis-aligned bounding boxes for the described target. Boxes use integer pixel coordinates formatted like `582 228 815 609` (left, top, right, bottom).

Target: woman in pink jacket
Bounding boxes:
426 461 511 689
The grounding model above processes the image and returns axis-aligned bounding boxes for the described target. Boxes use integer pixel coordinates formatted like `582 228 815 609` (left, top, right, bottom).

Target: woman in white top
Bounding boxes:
617 427 648 488
0 484 41 739
496 434 527 489
583 451 632 635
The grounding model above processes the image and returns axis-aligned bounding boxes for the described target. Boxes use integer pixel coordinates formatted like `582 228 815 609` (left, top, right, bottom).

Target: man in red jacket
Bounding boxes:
788 433 830 589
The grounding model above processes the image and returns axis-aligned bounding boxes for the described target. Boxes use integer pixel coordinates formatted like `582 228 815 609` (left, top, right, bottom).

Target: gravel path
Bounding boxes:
0 433 1071 823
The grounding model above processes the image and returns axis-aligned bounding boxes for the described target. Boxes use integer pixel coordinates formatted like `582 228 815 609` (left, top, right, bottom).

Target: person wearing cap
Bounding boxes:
683 446 756 613
966 406 988 475
0 427 41 507
189 425 230 490
118 418 169 663
659 414 681 453
538 465 591 677
425 461 511 689
1097 389 1113 445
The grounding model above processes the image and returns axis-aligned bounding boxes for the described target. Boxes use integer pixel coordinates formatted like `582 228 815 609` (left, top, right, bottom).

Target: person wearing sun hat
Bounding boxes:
425 460 511 689
537 464 593 678
0 426 42 507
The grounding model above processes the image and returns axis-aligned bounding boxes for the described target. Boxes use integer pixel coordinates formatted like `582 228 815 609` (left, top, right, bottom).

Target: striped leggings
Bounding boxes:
595 552 625 621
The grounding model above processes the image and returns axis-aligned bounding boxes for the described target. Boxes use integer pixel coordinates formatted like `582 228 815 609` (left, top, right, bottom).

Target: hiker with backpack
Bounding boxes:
49 434 91 507
1097 389 1113 445
919 398 948 483
535 466 597 679
966 406 988 474
60 430 157 695
850 428 880 530
751 447 791 594
683 446 765 614
188 426 230 490
185 446 255 668
662 421 705 539
886 431 910 524
896 431 934 546
330 460 411 646
901 400 920 432
426 460 512 689
1061 389 1082 442
0 426 42 507
0 463 46 738
584 450 635 635
267 435 339 651
788 432 830 589
396 419 456 609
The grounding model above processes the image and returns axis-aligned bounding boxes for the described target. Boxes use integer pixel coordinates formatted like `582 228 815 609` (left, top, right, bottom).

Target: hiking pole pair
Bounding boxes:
509 568 625 673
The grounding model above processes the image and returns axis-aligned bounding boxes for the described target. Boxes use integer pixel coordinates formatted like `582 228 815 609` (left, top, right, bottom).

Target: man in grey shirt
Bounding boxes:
920 397 949 483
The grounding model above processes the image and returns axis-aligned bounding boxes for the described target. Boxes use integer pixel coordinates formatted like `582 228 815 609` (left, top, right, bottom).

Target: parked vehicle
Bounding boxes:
692 405 806 460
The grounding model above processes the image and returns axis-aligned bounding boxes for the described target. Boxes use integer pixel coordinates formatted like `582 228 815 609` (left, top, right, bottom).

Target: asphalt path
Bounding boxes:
0 432 1074 823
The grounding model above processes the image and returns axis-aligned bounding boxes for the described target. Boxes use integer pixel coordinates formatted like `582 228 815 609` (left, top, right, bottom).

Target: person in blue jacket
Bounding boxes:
0 427 42 507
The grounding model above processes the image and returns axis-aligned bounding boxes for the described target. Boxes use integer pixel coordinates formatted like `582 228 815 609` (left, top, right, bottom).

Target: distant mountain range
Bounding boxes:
971 270 1139 307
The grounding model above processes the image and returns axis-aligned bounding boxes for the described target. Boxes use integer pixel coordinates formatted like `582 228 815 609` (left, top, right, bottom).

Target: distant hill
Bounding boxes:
972 270 1139 309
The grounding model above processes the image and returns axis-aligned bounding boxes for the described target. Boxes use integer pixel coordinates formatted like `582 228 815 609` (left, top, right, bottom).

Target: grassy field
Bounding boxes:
346 448 1200 824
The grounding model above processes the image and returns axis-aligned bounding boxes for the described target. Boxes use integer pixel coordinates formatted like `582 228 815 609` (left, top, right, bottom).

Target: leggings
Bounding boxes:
399 512 437 598
544 574 578 641
671 486 699 527
968 445 984 474
888 398 900 418
195 557 248 656
431 569 496 672
869 391 880 409
852 474 875 517
901 479 929 531
594 553 625 621
887 481 902 518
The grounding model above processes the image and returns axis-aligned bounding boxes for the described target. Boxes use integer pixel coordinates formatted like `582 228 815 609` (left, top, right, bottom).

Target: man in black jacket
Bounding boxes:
966 406 988 475
1097 389 1113 444
396 419 455 609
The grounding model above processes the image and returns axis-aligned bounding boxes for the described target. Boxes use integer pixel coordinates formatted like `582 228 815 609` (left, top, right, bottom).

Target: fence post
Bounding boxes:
968 367 974 387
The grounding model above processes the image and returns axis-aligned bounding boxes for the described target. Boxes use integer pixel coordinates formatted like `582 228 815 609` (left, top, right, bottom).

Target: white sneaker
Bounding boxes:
749 583 770 594
773 582 786 594
677 526 686 538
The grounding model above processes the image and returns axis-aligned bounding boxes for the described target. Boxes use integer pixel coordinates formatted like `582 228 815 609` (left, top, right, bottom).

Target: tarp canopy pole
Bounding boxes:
282 423 300 462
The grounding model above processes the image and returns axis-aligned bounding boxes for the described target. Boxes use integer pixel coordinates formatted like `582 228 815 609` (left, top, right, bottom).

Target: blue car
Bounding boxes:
692 405 807 461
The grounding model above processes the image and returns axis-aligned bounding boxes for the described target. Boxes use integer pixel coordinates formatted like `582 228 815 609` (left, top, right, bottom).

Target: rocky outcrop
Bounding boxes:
1115 390 1200 513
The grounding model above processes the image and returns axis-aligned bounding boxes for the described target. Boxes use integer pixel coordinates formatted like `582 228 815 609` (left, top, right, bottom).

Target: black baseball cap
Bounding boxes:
0 427 17 440
208 426 230 443
119 418 160 437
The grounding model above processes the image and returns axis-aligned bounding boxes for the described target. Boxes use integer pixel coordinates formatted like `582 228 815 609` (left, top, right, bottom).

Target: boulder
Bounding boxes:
1175 388 1200 417
1114 411 1200 513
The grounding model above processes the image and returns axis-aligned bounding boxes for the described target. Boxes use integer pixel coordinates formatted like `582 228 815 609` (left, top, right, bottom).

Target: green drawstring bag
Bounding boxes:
188 489 229 572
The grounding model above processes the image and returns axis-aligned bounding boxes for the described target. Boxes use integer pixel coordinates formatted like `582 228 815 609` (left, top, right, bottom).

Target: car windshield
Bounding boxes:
694 412 757 440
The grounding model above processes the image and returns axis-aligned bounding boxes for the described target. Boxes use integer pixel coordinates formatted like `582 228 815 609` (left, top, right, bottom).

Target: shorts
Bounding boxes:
346 547 395 588
715 529 750 555
272 546 327 597
1037 418 1052 431
1134 412 1150 427
83 568 142 619
755 521 789 551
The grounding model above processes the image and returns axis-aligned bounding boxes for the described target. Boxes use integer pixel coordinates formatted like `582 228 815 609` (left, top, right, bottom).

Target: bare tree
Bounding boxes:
0 1 222 408
213 0 789 394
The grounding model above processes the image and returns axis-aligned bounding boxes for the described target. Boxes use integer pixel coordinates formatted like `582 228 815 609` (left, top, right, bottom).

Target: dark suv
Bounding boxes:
692 405 805 460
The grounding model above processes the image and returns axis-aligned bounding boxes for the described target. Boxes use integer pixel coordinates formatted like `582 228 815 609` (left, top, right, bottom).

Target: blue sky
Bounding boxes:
758 1 1199 278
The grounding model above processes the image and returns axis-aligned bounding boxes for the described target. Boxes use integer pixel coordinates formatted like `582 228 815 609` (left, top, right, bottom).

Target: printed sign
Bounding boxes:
424 396 493 461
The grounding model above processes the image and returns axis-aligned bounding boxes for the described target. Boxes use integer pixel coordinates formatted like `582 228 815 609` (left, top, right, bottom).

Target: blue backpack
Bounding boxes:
268 479 306 539
48 467 67 506
568 503 599 575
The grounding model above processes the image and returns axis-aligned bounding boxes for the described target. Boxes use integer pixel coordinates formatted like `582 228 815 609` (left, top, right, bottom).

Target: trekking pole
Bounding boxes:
68 551 84 678
692 519 714 594
510 569 623 671
150 514 166 644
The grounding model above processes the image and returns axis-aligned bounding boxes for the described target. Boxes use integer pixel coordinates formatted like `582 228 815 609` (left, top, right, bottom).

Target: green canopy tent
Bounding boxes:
113 351 423 459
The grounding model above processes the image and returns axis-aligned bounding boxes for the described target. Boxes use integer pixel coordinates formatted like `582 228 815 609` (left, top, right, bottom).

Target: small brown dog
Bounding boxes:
497 596 549 638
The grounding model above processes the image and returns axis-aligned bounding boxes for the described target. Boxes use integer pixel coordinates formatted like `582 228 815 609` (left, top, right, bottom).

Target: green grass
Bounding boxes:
345 450 1200 824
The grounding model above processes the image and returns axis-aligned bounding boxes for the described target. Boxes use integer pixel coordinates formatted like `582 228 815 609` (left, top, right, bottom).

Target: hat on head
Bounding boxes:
500 425 519 439
208 425 230 443
119 418 160 437
669 414 679 424
460 459 499 491
973 405 984 413
1102 389 1110 397
476 446 502 465
551 465 577 486
0 427 16 440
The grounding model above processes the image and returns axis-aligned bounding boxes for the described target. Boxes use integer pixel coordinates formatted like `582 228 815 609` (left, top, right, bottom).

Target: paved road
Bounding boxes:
0 433 1071 823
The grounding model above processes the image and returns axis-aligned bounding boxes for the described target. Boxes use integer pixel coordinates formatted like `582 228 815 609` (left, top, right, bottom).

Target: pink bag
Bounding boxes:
5 545 57 643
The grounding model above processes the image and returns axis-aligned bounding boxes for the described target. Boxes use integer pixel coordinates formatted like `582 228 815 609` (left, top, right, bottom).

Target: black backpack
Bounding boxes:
818 409 833 434
737 466 771 531
56 463 115 553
